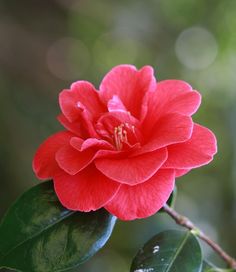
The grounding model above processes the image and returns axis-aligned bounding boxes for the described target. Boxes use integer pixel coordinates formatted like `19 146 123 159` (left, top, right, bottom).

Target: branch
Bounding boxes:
163 204 236 269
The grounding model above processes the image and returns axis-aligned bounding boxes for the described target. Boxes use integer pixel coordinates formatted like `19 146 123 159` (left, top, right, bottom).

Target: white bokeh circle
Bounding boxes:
175 27 218 70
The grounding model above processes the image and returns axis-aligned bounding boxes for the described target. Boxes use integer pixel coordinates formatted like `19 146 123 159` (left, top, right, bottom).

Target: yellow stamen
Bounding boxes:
114 124 128 150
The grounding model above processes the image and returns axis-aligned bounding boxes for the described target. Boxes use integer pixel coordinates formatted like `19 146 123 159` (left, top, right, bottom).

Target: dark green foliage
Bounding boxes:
0 182 116 272
130 230 202 272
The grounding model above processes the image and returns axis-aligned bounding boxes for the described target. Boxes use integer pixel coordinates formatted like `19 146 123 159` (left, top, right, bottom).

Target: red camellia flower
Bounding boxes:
33 65 217 220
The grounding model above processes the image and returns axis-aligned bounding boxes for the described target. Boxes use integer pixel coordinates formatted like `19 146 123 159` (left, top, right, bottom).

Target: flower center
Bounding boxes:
113 123 137 150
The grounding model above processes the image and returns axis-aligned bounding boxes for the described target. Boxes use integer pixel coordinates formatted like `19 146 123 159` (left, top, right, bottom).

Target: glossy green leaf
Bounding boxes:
202 260 217 272
130 229 202 272
202 260 235 272
202 260 218 272
0 181 116 272
160 186 177 212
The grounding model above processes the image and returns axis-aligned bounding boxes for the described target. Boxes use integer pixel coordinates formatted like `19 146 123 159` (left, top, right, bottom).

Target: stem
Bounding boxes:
163 204 236 269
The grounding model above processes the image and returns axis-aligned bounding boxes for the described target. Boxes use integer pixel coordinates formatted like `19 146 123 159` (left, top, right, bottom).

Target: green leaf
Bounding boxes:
202 260 217 272
202 260 216 271
160 186 177 212
0 181 116 272
130 229 202 272
202 260 235 272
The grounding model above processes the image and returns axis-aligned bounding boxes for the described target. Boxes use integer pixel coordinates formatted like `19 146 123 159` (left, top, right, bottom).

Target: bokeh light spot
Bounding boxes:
175 27 218 70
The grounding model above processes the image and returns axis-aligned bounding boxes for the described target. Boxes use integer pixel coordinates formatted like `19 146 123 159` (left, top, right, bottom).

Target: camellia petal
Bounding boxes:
32 131 73 180
105 169 175 220
54 165 120 212
134 113 193 155
71 137 127 160
78 106 99 138
107 95 127 113
56 137 115 175
55 144 96 175
59 81 105 122
163 124 217 169
70 137 114 152
175 169 191 177
165 90 201 116
151 113 193 145
99 65 156 118
57 114 86 137
143 80 201 133
95 148 168 185
157 79 192 93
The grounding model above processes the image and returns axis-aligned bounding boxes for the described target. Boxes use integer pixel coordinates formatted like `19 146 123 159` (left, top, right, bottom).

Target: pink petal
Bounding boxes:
56 137 115 175
105 169 175 220
71 137 127 160
164 124 217 169
32 131 73 180
134 113 193 155
95 148 168 185
143 80 201 133
69 136 83 150
99 65 156 118
165 90 201 116
54 165 120 212
71 137 114 152
60 100 98 138
57 114 86 138
107 95 127 113
55 144 95 175
175 169 191 177
59 81 105 122
157 79 193 93
78 106 99 138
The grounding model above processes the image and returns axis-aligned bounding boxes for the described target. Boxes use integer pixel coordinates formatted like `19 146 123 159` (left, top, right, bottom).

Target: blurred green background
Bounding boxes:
0 0 235 271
